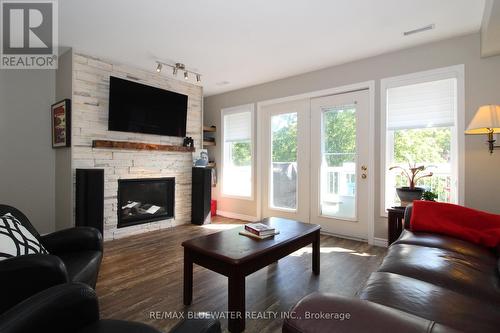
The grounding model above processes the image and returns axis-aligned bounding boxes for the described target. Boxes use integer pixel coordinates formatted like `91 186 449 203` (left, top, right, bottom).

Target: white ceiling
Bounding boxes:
59 0 486 96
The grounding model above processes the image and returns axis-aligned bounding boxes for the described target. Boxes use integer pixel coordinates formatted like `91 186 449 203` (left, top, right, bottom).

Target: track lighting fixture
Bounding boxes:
154 61 201 83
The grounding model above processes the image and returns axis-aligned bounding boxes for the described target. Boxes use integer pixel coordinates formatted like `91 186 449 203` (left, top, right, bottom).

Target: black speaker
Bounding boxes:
75 169 104 234
191 167 212 225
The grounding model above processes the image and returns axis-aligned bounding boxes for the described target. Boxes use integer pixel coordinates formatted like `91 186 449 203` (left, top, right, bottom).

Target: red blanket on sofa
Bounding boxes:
410 200 500 248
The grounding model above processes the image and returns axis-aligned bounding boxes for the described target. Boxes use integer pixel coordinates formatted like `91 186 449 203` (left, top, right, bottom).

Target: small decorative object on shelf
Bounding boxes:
389 162 433 206
422 191 438 201
183 136 194 147
192 149 209 167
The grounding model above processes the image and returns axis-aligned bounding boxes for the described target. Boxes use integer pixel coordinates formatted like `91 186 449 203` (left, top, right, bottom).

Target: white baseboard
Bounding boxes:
372 237 388 247
216 210 259 222
320 230 367 243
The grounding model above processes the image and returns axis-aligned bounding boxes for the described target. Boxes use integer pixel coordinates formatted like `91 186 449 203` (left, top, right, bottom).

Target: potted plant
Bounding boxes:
389 162 433 206
422 191 438 201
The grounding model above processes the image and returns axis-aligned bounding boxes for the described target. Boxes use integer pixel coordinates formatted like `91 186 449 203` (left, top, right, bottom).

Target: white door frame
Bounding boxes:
256 81 376 244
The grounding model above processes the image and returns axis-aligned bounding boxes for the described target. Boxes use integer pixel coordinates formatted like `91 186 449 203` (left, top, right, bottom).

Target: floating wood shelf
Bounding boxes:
92 140 195 152
203 126 216 132
203 141 216 147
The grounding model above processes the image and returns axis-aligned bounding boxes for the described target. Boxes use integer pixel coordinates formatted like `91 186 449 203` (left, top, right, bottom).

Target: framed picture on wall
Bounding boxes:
51 99 71 148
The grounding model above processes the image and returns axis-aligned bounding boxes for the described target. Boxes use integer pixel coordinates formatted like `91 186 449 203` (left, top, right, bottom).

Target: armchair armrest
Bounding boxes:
0 254 69 313
283 293 458 333
40 227 103 253
0 283 99 333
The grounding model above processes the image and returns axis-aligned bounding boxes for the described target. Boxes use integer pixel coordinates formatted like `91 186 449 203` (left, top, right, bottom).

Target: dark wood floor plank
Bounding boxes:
96 217 387 332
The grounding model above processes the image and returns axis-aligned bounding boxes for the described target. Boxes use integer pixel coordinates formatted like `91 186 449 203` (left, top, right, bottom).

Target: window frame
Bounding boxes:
380 65 465 217
220 103 255 200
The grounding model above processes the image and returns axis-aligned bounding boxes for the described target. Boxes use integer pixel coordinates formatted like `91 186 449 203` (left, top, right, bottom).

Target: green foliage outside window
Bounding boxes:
323 108 356 166
228 108 453 203
231 142 251 166
394 127 451 163
272 114 297 163
393 127 452 202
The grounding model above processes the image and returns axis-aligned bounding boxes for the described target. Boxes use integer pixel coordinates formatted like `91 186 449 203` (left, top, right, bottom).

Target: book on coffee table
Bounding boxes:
239 230 280 240
244 223 276 236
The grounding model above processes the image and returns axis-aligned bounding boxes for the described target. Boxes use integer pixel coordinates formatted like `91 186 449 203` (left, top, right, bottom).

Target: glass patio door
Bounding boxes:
260 99 310 222
310 90 370 239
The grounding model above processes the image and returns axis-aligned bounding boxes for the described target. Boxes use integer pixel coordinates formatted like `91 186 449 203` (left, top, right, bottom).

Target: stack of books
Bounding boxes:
239 223 279 240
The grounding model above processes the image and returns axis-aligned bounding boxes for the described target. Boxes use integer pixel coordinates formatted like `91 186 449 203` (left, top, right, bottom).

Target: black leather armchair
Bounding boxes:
0 204 103 313
0 283 221 333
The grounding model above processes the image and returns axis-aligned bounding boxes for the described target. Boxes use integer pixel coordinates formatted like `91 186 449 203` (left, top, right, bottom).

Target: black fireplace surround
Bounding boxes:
117 177 175 228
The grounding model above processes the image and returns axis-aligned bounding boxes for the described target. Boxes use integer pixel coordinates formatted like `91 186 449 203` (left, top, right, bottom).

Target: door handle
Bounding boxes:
361 174 367 179
361 165 367 171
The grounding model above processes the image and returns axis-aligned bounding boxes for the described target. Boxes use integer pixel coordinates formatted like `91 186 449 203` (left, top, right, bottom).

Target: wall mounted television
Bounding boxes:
108 76 188 137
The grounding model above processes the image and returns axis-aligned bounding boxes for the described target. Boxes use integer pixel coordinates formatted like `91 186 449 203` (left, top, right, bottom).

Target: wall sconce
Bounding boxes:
465 105 500 154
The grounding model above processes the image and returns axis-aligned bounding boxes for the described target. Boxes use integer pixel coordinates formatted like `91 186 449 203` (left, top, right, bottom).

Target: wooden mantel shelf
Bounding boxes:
92 140 195 152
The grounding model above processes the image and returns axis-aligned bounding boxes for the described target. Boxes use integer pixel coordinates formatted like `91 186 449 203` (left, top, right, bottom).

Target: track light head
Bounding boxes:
156 61 200 82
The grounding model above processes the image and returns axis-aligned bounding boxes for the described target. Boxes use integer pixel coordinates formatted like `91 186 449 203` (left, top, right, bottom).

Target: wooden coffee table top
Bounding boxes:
182 217 320 264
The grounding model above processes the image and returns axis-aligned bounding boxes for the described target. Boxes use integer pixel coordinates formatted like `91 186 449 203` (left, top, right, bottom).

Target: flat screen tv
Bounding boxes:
108 76 188 137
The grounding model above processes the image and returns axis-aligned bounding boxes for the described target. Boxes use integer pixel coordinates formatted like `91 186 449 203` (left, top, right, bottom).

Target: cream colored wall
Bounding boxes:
204 33 500 240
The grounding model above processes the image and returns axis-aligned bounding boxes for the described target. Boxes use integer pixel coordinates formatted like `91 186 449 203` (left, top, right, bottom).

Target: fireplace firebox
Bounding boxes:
117 177 175 228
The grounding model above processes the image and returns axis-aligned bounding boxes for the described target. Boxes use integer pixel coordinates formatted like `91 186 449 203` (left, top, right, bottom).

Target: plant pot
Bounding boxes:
396 187 424 207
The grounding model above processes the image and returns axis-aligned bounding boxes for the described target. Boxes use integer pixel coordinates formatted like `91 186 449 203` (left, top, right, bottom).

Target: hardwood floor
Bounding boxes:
96 216 387 333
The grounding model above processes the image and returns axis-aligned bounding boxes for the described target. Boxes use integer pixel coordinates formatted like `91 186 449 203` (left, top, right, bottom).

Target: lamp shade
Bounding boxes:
465 105 500 134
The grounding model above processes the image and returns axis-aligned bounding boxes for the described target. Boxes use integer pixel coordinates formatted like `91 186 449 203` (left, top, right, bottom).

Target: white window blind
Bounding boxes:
387 78 456 130
224 111 251 142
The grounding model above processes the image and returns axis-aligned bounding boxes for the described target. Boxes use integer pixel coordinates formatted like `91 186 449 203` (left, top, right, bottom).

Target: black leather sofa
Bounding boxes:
0 283 221 333
0 204 103 313
283 205 500 332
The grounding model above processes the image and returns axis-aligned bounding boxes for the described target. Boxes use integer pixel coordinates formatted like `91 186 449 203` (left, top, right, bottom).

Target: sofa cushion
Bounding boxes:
394 230 496 261
0 214 48 261
359 272 500 332
377 243 500 305
283 292 459 333
58 251 102 285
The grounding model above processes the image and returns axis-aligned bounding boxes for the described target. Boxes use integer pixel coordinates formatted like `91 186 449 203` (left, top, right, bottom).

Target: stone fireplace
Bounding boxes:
117 177 175 228
62 52 202 240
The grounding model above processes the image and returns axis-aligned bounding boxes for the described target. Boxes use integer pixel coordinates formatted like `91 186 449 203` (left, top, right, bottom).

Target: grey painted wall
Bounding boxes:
0 69 56 234
204 33 500 240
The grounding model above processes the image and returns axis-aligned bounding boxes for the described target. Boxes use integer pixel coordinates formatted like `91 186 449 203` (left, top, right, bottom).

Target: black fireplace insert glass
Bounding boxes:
117 177 175 228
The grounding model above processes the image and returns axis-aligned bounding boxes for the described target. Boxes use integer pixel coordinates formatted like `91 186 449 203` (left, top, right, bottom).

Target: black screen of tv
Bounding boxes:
108 76 188 137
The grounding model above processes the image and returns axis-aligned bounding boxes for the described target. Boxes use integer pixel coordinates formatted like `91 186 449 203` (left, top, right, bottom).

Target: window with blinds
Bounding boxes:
222 105 254 198
384 75 459 209
387 78 457 130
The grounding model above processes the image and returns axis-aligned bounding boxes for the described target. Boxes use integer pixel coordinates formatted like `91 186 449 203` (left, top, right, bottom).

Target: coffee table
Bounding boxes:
182 217 320 332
